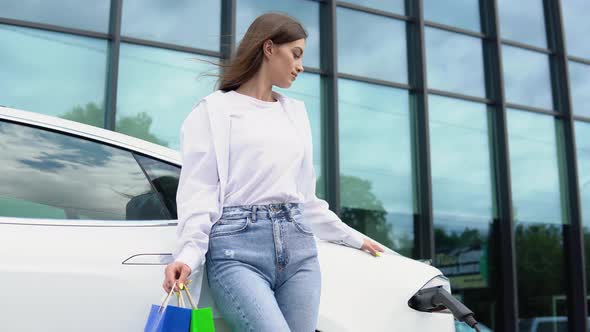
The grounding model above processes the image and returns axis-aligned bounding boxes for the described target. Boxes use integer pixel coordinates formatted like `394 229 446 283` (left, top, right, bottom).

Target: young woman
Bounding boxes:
163 12 385 331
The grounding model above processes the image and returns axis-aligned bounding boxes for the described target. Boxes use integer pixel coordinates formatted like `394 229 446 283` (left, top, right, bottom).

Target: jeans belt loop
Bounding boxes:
251 206 257 222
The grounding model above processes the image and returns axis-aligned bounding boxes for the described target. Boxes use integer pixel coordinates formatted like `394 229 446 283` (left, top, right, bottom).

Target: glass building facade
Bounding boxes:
1 0 589 331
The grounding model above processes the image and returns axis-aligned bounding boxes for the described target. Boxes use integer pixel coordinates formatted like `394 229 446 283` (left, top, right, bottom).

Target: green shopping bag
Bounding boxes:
180 283 216 332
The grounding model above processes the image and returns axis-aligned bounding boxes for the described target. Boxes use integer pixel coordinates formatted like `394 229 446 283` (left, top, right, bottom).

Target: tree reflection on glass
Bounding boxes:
330 174 413 256
515 222 568 319
59 102 168 147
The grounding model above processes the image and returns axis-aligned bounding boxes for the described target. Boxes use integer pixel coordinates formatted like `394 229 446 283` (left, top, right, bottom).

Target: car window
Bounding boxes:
0 120 170 221
537 321 568 332
134 154 180 219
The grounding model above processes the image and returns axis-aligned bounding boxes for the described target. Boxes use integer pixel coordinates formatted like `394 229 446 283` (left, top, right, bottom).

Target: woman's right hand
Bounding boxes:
163 261 192 293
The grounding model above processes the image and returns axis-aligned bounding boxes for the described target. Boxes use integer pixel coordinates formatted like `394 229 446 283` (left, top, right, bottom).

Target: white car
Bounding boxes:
0 106 456 332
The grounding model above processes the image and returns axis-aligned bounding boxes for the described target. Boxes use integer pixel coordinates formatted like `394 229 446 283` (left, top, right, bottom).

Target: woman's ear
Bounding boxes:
263 39 274 59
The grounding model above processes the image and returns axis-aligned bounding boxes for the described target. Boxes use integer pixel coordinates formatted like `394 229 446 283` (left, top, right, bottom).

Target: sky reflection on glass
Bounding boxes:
424 0 480 32
0 0 110 32
0 24 107 127
0 121 158 220
121 0 220 51
341 0 404 14
429 95 493 220
337 7 407 83
116 43 219 150
575 121 590 225
507 109 563 224
562 0 590 59
502 45 553 110
498 0 547 48
425 27 485 97
568 61 590 118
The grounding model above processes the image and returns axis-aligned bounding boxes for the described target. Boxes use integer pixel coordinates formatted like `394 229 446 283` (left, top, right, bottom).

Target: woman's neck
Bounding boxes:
236 73 276 102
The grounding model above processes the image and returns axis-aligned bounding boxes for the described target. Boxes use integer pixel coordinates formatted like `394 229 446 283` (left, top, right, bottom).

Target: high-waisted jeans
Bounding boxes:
205 202 321 332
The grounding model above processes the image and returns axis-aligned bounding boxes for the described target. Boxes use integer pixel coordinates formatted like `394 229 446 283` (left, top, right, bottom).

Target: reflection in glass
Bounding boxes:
236 0 320 68
121 0 220 51
507 109 568 323
508 110 562 224
562 0 590 59
337 8 407 83
116 43 219 150
134 154 180 219
425 27 485 97
497 0 547 48
575 121 590 308
342 0 404 15
568 61 590 118
0 121 169 221
0 24 107 127
275 73 323 196
429 95 496 328
423 0 480 32
338 79 413 256
502 45 553 109
0 0 110 32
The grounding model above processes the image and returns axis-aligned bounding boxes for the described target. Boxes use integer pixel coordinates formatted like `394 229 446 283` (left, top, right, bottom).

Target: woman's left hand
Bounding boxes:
361 239 386 257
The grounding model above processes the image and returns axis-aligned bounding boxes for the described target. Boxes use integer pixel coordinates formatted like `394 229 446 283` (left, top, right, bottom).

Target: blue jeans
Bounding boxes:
205 202 321 332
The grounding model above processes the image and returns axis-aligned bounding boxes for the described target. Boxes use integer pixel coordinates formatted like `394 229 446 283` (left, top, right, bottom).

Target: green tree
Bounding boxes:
59 102 168 147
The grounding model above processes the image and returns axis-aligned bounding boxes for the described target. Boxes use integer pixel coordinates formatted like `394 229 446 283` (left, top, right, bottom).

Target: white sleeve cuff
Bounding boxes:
173 246 204 275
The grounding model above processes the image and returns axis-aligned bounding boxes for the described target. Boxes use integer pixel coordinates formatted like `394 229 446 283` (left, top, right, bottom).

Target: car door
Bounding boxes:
0 119 197 331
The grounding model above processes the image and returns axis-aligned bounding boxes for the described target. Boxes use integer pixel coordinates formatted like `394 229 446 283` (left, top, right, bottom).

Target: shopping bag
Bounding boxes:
181 283 216 332
144 281 192 332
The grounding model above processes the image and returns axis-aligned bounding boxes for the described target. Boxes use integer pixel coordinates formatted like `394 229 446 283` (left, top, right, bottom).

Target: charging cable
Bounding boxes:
408 286 481 332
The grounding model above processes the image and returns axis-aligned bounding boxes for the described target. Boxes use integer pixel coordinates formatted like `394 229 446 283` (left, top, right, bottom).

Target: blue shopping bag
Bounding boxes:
144 281 192 332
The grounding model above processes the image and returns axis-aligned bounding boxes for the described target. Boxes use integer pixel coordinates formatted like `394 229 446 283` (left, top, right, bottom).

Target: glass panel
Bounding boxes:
337 7 407 83
274 73 323 197
502 45 553 110
338 78 414 256
429 95 496 329
507 109 569 325
0 121 170 221
569 61 590 118
116 43 219 150
236 0 320 68
121 0 220 51
423 0 480 32
0 0 110 32
575 121 590 318
134 154 180 219
0 24 107 128
497 0 547 48
341 0 405 15
425 27 485 97
562 0 590 59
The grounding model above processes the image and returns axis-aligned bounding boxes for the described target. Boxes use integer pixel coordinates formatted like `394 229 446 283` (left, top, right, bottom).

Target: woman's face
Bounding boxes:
266 38 305 88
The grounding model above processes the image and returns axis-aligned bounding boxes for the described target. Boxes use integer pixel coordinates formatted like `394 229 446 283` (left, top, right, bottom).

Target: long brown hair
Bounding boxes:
217 13 307 91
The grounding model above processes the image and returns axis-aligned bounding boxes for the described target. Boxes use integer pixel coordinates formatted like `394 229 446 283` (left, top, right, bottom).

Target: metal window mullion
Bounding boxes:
481 0 518 330
320 0 341 216
220 0 236 68
406 0 434 260
545 1 587 331
105 0 122 130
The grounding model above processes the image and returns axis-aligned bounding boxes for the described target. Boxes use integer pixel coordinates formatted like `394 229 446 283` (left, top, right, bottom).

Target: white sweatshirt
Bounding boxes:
223 90 305 206
174 90 367 277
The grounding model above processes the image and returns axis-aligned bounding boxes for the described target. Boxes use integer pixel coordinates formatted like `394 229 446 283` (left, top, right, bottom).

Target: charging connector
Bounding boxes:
408 286 481 331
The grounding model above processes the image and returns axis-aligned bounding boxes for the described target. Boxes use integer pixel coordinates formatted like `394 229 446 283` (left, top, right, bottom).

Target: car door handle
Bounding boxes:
122 253 173 265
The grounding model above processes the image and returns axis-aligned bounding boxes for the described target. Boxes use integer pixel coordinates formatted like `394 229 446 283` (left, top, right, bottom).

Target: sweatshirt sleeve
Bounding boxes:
173 100 221 274
299 102 366 249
